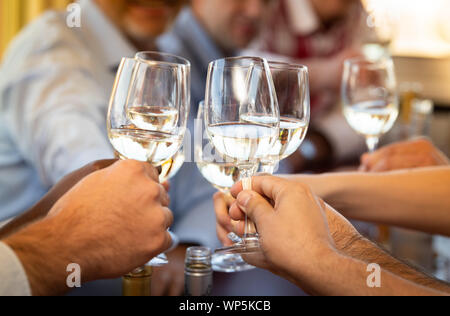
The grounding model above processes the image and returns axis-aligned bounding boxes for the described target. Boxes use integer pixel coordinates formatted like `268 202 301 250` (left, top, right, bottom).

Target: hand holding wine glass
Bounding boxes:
204 56 279 255
107 52 190 294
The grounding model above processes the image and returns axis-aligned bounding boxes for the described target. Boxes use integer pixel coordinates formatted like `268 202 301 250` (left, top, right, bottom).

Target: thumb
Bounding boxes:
236 191 273 226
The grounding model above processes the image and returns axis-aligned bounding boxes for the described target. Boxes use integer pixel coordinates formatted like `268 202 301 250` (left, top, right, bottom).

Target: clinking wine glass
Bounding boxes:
342 56 399 153
107 53 190 286
196 102 258 272
204 56 279 255
260 62 310 175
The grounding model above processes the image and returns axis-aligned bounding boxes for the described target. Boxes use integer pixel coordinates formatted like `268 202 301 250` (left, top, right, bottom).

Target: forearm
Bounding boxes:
4 217 75 296
289 248 448 296
336 233 450 293
287 167 450 236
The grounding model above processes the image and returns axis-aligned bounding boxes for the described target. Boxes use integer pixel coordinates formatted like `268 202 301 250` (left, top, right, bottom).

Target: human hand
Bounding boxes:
227 176 336 285
214 192 239 248
5 160 173 295
360 138 450 172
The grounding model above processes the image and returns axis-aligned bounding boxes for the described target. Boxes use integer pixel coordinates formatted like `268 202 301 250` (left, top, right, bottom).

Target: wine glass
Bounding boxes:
342 56 399 153
107 53 190 287
204 56 279 255
196 101 258 272
260 62 310 174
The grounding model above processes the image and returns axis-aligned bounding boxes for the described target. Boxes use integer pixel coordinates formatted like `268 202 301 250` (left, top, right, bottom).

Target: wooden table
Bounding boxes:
68 268 306 296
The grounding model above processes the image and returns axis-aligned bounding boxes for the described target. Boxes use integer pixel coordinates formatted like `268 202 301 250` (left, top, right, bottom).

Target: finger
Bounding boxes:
159 184 170 207
231 176 288 202
235 190 274 226
213 192 234 232
140 162 160 183
232 220 246 237
161 207 174 229
162 181 171 192
216 224 233 247
229 202 245 221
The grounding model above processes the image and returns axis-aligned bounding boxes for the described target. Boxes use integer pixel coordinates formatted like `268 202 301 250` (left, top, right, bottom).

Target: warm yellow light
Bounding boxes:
362 0 450 57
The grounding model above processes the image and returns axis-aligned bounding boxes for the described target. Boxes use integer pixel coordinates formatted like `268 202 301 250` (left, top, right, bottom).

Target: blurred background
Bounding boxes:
1 0 448 152
0 0 72 56
0 0 449 293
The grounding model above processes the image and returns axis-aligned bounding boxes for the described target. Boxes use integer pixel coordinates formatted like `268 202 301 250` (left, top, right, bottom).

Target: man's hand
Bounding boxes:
214 188 362 263
4 160 173 296
226 176 336 288
0 160 117 239
360 138 450 172
151 244 189 296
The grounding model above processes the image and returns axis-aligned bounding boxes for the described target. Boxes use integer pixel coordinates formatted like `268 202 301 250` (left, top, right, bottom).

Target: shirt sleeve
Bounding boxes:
0 242 31 296
1 56 114 188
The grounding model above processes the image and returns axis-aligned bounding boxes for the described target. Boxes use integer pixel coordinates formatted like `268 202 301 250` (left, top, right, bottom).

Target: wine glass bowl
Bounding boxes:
107 53 190 290
196 101 257 273
204 56 279 255
342 56 399 152
260 61 310 174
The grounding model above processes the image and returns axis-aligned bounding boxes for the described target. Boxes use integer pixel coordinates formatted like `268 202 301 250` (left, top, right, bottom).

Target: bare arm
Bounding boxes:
3 161 172 296
228 176 449 296
287 167 450 236
325 205 450 293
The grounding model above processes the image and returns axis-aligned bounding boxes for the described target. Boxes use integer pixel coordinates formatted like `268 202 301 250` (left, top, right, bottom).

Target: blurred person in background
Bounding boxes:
158 0 349 173
252 0 371 168
0 0 213 296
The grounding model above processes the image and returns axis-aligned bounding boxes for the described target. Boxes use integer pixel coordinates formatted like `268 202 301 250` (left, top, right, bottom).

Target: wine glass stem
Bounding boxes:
366 136 379 153
240 167 258 239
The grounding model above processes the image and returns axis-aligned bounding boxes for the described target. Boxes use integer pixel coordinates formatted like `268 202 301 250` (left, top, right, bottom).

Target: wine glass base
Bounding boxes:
147 253 169 267
215 238 262 255
212 253 256 273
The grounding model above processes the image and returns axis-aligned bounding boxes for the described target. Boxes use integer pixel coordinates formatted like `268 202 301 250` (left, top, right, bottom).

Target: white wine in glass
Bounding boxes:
196 102 258 273
342 57 399 152
127 105 179 132
107 53 190 294
205 56 279 255
254 62 310 174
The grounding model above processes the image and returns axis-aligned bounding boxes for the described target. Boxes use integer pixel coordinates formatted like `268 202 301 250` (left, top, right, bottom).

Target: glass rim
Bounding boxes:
268 61 308 72
135 51 191 68
208 56 268 69
344 56 393 69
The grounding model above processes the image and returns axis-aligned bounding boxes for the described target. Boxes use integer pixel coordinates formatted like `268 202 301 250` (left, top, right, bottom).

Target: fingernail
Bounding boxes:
237 192 252 208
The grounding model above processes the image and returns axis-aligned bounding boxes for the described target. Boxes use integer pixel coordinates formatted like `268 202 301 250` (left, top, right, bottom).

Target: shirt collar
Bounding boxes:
78 0 136 69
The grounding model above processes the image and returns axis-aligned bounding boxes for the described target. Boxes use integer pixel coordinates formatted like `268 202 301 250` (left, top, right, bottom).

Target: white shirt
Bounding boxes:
0 0 221 249
0 0 130 221
0 242 31 296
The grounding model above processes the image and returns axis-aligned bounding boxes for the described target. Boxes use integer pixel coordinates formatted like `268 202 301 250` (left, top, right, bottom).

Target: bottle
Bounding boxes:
122 265 153 296
185 247 213 296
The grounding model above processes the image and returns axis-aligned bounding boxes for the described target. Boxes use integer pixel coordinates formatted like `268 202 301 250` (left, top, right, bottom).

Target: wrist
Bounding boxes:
4 217 78 296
